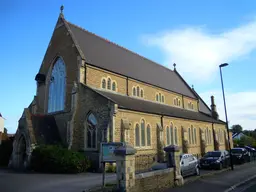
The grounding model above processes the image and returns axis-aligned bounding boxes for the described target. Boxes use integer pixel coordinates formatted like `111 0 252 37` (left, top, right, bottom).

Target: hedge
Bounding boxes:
0 140 13 167
30 145 91 173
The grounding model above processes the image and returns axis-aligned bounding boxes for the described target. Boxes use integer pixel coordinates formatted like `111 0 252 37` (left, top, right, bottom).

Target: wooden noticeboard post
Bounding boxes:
100 142 125 188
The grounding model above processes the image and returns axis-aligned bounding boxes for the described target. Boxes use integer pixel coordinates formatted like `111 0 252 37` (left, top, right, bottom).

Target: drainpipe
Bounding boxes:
126 77 129 96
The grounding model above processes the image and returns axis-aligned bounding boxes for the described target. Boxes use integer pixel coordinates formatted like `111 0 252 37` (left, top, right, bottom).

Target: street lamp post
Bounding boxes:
219 63 234 170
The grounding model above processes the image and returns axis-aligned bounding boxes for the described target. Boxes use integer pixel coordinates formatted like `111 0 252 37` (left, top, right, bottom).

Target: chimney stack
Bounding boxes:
211 96 219 120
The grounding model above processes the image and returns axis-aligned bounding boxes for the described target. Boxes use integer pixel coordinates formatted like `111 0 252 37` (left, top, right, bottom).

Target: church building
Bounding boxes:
9 7 233 171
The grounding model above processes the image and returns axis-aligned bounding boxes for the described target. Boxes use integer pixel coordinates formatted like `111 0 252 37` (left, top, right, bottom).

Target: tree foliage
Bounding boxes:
233 136 256 148
231 124 243 133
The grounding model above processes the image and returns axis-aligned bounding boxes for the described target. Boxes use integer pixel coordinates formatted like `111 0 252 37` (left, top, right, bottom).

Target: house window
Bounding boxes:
141 119 146 146
156 94 159 101
178 99 181 106
135 124 140 146
112 81 116 91
47 57 66 113
85 112 97 149
102 79 106 89
133 87 136 96
107 78 111 90
147 124 151 146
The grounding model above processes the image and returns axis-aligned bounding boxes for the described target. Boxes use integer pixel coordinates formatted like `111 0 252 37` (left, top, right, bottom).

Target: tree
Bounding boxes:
231 124 243 133
234 136 256 147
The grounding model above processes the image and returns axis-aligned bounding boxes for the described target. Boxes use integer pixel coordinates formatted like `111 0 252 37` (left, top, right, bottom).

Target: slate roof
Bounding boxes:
92 88 225 124
65 20 197 99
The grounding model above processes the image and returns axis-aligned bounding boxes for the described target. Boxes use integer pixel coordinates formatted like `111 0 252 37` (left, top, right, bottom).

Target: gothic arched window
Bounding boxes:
107 78 111 89
140 89 144 98
174 127 178 144
141 119 146 146
188 127 191 144
133 87 136 96
85 112 97 149
48 57 66 113
112 81 116 91
135 124 140 146
147 124 151 146
137 86 140 97
170 123 174 144
166 126 170 145
102 79 106 89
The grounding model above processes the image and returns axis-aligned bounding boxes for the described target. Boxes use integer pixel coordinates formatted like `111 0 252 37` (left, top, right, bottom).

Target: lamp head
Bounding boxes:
219 63 229 68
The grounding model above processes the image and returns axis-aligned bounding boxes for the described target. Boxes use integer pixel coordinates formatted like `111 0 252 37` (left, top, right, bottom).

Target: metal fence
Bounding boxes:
135 154 156 174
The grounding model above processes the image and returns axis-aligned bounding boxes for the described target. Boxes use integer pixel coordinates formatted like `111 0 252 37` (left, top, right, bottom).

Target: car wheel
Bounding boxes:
194 167 200 176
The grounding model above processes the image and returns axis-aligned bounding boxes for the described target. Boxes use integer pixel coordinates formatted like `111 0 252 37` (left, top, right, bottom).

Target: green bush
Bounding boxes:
0 140 13 167
30 145 91 173
106 163 116 173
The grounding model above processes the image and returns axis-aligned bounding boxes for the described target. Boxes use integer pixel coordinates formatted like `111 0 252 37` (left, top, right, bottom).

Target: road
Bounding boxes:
232 177 256 192
0 170 116 192
0 163 255 192
164 162 256 192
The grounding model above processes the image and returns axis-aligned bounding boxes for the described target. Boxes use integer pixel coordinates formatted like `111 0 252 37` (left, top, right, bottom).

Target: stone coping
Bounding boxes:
135 168 174 179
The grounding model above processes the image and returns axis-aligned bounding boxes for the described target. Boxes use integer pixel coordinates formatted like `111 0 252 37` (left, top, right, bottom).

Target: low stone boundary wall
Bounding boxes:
131 168 174 192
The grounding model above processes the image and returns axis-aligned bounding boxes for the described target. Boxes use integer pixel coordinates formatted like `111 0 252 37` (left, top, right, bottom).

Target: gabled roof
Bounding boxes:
82 85 224 124
63 18 197 99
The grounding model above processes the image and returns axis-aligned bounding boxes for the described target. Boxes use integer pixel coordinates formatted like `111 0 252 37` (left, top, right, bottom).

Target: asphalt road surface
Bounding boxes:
0 163 255 192
164 162 256 192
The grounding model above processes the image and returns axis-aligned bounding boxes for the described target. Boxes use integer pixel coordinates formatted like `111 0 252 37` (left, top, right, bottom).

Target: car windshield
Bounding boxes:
204 151 221 157
231 149 243 154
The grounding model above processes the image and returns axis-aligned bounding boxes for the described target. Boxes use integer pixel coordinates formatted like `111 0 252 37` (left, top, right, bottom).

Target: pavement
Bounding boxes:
164 162 256 192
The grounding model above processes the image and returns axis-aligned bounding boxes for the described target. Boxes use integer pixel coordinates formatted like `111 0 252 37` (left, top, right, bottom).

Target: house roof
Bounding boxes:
65 19 197 99
89 87 225 124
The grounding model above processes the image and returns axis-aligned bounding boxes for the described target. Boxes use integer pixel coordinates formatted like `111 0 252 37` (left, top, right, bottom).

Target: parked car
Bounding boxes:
199 150 230 170
180 154 200 177
231 148 250 164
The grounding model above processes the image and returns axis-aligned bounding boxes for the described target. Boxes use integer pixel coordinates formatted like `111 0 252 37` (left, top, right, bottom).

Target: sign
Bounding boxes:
101 142 124 162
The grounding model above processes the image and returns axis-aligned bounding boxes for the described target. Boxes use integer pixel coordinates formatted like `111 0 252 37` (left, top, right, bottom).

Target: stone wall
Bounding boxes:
54 112 72 146
36 16 80 114
83 63 199 110
71 84 114 171
131 168 175 192
86 65 127 95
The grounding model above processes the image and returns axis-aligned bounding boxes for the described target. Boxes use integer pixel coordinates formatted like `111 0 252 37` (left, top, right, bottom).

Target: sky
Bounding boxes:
0 0 256 133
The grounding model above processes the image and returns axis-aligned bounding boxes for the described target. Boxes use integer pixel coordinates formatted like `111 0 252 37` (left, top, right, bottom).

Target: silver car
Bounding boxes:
180 154 200 177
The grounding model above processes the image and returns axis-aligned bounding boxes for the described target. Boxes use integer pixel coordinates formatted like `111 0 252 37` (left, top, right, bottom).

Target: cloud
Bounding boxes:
200 91 256 130
142 20 256 82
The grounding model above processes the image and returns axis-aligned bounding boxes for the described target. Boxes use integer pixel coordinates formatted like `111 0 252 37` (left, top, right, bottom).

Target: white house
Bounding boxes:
0 113 4 133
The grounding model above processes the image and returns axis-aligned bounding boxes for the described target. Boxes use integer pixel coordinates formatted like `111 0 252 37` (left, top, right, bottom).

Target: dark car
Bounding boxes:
199 150 230 170
231 148 250 164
